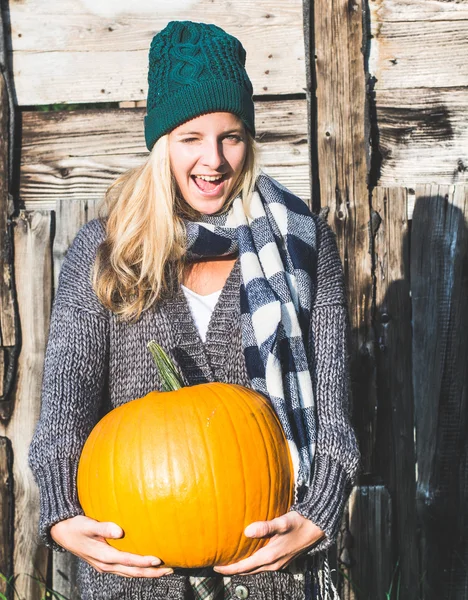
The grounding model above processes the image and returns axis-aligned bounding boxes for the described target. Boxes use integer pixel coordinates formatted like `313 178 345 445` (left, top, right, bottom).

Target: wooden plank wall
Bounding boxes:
7 0 306 104
369 0 468 187
19 101 310 210
0 0 467 598
364 1 468 598
411 185 468 599
2 2 311 599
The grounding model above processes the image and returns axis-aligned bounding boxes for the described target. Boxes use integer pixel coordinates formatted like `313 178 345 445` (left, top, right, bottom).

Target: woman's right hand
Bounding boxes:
50 515 173 578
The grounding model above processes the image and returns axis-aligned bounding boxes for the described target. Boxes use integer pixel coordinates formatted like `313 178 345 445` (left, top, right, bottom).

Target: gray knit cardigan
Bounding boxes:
29 214 360 600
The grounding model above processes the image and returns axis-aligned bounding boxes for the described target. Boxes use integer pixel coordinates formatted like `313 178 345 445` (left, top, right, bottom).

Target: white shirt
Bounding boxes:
180 285 222 342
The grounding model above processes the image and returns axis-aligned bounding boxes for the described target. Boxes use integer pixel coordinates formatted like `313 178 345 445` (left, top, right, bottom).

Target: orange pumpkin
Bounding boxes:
77 342 294 568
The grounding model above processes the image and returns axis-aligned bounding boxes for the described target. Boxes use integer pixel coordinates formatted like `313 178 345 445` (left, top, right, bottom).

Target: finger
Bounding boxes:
232 555 296 576
244 515 291 538
95 563 174 578
214 546 278 575
85 520 124 540
89 543 163 568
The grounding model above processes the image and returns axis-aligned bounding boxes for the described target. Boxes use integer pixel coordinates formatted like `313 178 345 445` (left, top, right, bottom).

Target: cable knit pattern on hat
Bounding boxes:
144 21 255 150
29 197 359 600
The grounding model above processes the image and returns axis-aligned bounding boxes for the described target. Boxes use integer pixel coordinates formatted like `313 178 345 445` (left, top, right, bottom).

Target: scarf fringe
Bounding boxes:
315 552 341 600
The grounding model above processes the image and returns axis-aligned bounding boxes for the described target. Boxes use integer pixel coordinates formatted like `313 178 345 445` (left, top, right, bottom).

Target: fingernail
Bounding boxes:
163 569 174 575
151 559 161 566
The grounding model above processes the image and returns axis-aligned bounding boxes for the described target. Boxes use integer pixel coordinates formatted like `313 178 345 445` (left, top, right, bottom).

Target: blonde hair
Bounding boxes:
93 130 260 322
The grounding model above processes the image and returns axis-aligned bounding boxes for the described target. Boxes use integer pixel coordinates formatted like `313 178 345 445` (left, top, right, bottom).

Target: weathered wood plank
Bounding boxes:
3 211 52 599
370 0 468 22
53 199 100 290
0 436 13 598
19 101 310 209
314 0 374 471
376 87 468 187
369 20 468 89
343 486 393 599
0 9 18 409
373 187 419 599
411 184 468 599
8 0 306 105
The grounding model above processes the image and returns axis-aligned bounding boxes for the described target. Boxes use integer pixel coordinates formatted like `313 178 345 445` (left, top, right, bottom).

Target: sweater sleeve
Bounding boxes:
28 219 109 551
290 216 360 552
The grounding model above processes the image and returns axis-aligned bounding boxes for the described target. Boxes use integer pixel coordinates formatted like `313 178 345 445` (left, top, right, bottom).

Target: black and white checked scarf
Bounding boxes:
185 172 318 496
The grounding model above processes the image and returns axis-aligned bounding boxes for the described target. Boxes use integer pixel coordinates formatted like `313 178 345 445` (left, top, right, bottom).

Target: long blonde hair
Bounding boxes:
93 130 260 322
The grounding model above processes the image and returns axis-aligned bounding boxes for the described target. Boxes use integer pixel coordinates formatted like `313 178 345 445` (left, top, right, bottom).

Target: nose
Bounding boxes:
201 139 226 171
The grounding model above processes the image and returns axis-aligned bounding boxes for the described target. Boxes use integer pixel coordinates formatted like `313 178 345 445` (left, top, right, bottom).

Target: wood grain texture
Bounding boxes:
411 185 468 599
314 0 375 471
370 0 468 22
0 49 17 408
376 87 468 186
368 19 468 89
0 436 13 598
19 101 310 209
345 486 393 599
8 0 306 105
2 211 52 599
373 187 419 599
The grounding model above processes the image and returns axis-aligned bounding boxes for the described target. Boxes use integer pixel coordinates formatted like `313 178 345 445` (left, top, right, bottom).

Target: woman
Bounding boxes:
29 20 359 600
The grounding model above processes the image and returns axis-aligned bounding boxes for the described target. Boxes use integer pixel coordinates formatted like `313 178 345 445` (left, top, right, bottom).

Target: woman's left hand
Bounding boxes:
213 511 325 575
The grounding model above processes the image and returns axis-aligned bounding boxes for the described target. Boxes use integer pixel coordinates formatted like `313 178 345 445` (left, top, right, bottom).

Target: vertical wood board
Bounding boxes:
0 436 13 597
0 43 17 407
373 187 419 599
411 184 468 599
1 212 52 600
314 0 374 471
347 486 393 599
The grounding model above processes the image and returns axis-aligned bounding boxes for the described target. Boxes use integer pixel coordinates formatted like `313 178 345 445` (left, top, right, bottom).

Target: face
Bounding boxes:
168 112 248 215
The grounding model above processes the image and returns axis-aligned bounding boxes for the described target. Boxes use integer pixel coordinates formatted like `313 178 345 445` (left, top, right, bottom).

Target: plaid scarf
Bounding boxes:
188 554 339 600
185 173 341 600
185 172 318 497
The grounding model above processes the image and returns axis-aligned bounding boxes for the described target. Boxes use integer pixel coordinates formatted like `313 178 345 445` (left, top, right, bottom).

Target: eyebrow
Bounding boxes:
176 128 244 137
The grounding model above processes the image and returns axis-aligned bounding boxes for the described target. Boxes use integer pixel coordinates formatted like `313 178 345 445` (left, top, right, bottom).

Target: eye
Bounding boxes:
181 137 199 143
224 135 244 143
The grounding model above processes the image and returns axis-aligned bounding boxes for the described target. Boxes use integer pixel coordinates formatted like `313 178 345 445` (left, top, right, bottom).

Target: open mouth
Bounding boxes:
191 174 227 194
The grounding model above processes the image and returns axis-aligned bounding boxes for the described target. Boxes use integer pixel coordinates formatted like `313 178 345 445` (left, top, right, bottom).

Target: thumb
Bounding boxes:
96 521 124 539
244 521 271 538
245 515 291 538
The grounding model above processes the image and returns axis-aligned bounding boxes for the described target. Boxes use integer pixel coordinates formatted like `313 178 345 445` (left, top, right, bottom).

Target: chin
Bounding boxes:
187 196 229 215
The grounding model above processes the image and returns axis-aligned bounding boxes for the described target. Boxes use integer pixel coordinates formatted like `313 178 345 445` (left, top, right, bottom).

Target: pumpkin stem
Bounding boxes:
147 341 185 391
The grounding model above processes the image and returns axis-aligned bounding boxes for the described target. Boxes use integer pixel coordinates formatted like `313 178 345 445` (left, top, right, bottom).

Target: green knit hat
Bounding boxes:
144 21 255 151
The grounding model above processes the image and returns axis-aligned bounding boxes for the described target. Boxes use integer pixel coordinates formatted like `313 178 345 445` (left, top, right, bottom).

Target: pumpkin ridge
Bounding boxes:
191 385 221 566
165 393 188 566
255 395 282 525
137 397 159 556
111 408 137 553
262 397 294 512
210 384 249 565
224 386 269 561
80 414 102 522
180 387 211 565
239 389 273 557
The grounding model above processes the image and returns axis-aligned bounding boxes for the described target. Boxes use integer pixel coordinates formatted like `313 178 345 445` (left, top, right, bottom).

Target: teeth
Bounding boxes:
195 175 223 182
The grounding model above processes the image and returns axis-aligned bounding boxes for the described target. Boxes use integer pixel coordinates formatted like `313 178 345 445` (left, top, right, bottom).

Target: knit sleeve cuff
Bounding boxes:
290 454 351 553
34 458 85 552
